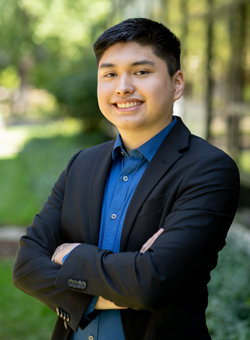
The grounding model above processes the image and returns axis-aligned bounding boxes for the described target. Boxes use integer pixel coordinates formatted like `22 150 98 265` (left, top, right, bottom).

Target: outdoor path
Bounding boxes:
0 222 250 258
0 226 26 257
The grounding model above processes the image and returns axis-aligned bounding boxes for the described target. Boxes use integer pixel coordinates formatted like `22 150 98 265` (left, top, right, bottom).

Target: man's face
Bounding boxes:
97 42 184 139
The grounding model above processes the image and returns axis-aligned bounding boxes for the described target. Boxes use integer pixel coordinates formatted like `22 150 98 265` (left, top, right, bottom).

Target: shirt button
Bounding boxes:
111 214 117 220
89 336 94 340
123 176 128 182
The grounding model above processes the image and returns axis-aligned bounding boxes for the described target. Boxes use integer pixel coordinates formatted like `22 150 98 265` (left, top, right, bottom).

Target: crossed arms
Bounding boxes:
13 148 240 332
52 228 164 310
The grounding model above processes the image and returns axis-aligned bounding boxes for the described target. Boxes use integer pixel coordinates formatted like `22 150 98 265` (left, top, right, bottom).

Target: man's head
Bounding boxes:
95 19 184 152
93 18 181 77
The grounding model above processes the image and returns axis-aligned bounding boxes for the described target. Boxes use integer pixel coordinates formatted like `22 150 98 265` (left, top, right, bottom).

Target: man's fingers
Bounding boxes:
140 228 164 253
95 296 128 310
52 243 81 264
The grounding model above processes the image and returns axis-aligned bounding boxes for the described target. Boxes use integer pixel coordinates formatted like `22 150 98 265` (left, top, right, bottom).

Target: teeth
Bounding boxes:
117 102 141 108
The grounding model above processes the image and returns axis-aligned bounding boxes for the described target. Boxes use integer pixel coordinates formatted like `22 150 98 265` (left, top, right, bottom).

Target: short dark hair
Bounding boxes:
93 18 181 76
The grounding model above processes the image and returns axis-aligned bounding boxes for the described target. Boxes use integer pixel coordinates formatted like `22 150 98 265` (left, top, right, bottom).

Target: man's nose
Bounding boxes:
116 74 135 95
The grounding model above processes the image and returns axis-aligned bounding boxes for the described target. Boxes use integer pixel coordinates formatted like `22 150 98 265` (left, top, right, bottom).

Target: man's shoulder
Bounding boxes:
179 133 239 186
189 133 233 162
65 139 115 173
78 139 115 157
168 117 234 162
168 117 238 173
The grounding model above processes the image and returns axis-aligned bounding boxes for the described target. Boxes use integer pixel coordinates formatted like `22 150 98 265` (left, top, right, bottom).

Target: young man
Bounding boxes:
13 18 240 340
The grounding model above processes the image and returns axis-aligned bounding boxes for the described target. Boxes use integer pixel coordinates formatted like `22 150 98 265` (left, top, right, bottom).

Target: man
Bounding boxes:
13 18 240 340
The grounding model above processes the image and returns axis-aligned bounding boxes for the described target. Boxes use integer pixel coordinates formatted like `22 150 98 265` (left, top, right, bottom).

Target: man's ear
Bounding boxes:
173 70 184 102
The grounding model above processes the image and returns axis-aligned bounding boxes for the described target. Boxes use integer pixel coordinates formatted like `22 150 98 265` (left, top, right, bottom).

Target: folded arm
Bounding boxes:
13 151 240 329
53 154 239 311
52 228 165 310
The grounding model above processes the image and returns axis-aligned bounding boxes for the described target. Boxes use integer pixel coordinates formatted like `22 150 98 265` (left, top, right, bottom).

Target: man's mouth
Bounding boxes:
115 101 143 109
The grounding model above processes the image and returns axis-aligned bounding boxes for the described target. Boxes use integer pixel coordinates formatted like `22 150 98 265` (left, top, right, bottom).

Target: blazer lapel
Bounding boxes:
88 141 115 245
120 118 190 251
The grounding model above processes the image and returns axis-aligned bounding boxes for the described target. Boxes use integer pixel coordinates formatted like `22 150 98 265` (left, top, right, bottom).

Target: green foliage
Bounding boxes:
207 230 250 340
0 66 20 88
238 150 250 174
0 0 36 68
0 0 114 130
49 55 103 132
0 0 112 85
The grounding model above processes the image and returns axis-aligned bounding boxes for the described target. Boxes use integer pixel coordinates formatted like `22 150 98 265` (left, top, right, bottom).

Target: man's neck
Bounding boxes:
119 121 173 154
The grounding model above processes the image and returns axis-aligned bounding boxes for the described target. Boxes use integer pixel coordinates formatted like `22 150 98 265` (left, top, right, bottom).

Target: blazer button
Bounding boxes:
80 281 87 289
68 279 87 289
67 279 74 287
56 307 60 316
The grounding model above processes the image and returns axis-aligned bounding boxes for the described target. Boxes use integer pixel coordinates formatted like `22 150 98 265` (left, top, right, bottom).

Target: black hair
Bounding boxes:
93 18 181 76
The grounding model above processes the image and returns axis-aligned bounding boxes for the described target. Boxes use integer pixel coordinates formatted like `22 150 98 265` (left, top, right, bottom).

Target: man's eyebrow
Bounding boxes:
99 63 115 69
131 60 155 67
99 59 155 69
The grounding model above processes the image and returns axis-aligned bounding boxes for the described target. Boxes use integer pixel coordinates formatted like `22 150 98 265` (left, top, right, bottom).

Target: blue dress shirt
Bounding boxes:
69 117 177 340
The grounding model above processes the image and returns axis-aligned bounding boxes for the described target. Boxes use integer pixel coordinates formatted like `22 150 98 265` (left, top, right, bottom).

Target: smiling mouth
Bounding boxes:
115 101 143 109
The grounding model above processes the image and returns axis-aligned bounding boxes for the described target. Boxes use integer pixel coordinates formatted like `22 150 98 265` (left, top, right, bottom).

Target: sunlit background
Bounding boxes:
0 0 250 339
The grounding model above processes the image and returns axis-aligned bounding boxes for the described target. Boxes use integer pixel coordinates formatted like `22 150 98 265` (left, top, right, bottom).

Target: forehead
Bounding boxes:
98 42 163 67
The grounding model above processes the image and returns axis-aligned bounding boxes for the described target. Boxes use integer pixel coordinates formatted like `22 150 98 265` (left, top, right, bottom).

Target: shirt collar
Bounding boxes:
112 116 177 161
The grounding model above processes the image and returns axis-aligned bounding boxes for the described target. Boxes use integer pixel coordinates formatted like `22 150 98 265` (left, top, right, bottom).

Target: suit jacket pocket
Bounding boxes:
138 193 170 217
156 328 212 340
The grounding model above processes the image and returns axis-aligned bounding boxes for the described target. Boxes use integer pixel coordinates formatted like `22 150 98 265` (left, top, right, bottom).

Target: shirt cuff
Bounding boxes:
62 245 81 264
62 253 69 264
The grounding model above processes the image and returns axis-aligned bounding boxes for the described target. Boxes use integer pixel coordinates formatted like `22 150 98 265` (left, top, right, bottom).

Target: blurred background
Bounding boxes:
0 0 250 339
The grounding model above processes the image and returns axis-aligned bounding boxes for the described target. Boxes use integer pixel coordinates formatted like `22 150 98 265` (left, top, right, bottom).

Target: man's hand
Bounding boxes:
95 296 128 310
52 243 81 265
140 228 164 253
52 229 164 311
52 228 164 265
95 228 164 310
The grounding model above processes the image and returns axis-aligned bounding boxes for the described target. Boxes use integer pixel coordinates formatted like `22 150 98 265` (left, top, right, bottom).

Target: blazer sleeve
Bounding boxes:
12 151 93 333
54 151 240 311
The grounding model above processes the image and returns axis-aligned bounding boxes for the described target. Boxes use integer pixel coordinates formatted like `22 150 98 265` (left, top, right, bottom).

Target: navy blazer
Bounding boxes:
13 117 240 340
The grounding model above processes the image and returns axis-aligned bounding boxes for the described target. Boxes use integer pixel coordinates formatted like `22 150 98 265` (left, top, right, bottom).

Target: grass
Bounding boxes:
0 258 55 340
0 120 109 226
0 157 41 225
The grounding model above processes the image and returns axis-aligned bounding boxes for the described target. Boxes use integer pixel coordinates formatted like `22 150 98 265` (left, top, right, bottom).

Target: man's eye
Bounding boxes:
135 70 148 75
104 73 116 78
